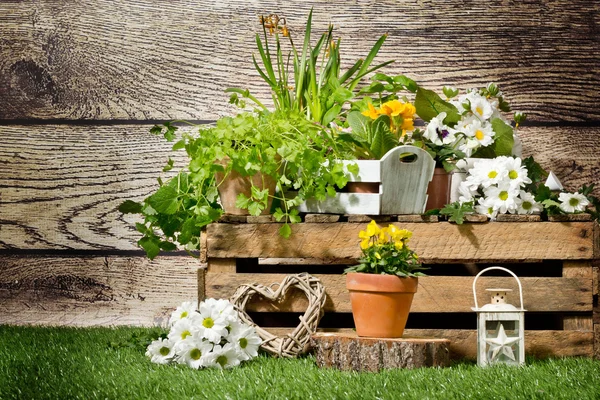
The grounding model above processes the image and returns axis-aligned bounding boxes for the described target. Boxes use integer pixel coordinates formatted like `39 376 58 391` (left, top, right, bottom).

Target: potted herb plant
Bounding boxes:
345 220 427 338
119 109 350 259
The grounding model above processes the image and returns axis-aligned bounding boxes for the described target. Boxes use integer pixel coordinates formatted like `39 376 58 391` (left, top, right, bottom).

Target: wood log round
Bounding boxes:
310 332 451 372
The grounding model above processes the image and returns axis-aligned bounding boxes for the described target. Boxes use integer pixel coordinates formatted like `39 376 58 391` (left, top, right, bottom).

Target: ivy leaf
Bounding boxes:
346 162 359 175
248 201 264 216
393 75 418 93
147 185 179 215
279 223 292 238
414 87 461 125
235 193 250 210
440 201 474 224
118 200 143 214
159 241 177 251
172 140 186 151
138 236 160 260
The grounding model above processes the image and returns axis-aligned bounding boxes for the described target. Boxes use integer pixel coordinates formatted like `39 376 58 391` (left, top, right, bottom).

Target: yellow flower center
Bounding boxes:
190 348 201 360
499 191 509 201
202 317 214 329
488 171 498 179
181 311 188 318
159 346 170 356
509 170 518 179
522 201 532 210
476 106 484 116
569 198 579 207
239 338 248 349
488 207 494 214
181 330 191 340
475 130 485 140
216 355 228 367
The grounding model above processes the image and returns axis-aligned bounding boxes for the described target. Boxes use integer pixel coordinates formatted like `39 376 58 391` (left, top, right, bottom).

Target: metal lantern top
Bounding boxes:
472 267 526 312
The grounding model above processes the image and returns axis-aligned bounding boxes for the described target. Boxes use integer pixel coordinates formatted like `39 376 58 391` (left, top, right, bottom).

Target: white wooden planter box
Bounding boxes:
297 145 435 215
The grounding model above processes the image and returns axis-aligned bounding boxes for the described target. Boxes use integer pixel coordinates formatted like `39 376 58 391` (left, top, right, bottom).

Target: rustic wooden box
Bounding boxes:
200 216 599 360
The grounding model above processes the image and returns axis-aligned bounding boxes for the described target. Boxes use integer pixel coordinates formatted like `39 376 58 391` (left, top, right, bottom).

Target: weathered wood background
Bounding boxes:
1 0 599 326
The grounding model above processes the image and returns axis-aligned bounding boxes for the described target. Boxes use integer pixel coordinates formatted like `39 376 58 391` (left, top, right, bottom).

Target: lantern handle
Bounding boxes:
472 266 524 310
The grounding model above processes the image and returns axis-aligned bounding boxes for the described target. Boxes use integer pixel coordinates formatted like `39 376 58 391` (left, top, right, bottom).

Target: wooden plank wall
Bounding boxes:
0 0 599 326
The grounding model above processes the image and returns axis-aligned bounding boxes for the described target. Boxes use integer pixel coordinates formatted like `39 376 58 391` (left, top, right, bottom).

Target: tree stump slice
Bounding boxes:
311 332 451 372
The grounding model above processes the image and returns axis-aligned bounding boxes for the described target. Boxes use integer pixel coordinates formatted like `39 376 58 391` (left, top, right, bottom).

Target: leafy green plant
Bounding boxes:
120 110 349 259
344 221 427 277
411 84 523 171
226 10 392 126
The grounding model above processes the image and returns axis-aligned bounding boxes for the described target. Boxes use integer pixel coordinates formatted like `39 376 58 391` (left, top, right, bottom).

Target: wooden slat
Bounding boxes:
204 273 592 313
1 1 599 121
0 255 198 326
271 328 593 359
206 222 595 261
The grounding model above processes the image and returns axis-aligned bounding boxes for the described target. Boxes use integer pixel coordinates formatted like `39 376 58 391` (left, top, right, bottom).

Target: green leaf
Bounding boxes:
393 75 418 93
162 157 174 172
490 118 514 156
147 185 179 215
235 193 250 210
138 236 160 260
159 241 177 251
272 207 285 222
118 200 143 214
172 140 186 151
346 111 370 137
322 104 342 127
279 223 292 238
414 87 461 125
248 201 264 216
346 163 359 175
440 201 474 224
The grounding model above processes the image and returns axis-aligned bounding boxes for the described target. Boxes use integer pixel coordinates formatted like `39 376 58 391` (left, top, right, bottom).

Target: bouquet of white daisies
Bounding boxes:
458 156 590 220
145 298 262 369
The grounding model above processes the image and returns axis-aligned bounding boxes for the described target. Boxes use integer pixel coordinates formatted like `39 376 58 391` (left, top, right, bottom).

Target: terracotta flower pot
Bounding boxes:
425 167 451 210
346 272 418 338
346 182 380 193
215 168 277 215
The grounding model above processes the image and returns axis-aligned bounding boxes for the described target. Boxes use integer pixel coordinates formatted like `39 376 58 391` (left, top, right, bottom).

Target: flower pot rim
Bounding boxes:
346 272 418 293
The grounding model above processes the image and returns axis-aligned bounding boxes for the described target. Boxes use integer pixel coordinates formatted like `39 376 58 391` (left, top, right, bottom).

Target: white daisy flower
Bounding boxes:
517 191 543 214
168 300 199 327
145 338 176 364
463 118 494 149
168 318 198 344
458 181 478 204
558 192 590 213
469 158 508 189
202 298 237 321
423 112 455 145
475 196 498 220
484 182 520 214
466 91 494 120
500 157 532 189
198 300 229 343
204 343 242 369
175 337 214 369
231 326 262 361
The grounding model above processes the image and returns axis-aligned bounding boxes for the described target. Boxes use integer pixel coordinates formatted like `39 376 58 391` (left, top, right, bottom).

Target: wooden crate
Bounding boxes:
200 216 600 360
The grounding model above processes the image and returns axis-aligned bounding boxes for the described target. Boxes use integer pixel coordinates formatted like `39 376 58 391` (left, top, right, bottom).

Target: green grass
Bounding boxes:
1 326 599 400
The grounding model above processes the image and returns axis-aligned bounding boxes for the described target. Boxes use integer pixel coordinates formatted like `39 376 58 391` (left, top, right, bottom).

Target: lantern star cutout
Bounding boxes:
484 324 521 362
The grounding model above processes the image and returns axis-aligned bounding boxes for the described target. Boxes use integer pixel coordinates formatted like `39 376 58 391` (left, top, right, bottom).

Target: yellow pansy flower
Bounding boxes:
364 220 380 237
360 238 371 250
380 100 407 117
401 117 414 132
401 103 416 119
361 103 380 120
394 241 404 250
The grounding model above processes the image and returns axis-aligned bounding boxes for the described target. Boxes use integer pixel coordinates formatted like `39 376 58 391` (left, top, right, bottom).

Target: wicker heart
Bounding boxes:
230 272 326 358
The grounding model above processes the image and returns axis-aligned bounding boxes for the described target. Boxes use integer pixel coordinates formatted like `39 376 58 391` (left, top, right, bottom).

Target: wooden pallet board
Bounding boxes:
1 0 599 121
0 255 198 326
206 221 598 262
205 273 592 313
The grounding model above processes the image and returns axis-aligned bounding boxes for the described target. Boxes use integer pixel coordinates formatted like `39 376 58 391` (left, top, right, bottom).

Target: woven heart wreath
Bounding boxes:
230 272 326 358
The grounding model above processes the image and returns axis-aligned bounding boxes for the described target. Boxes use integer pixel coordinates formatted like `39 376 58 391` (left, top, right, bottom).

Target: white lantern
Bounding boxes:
472 267 525 367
